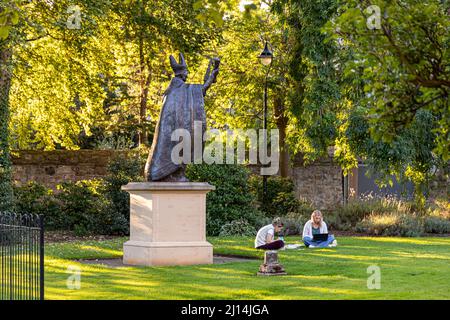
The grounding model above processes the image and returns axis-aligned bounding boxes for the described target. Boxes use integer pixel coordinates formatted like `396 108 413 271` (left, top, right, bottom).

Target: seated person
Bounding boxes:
255 217 285 250
302 210 337 248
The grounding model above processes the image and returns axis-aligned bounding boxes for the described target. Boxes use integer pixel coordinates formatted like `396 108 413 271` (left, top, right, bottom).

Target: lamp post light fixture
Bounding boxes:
258 41 273 205
258 42 273 66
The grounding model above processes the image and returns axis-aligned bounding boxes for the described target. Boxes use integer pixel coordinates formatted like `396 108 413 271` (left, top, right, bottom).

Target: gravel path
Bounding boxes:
76 255 257 268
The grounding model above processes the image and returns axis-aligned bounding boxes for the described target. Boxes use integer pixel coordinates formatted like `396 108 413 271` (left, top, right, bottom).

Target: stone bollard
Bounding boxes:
257 250 287 276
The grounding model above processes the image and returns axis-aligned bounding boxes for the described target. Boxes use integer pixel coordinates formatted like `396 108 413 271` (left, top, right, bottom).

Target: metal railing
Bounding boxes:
0 213 44 300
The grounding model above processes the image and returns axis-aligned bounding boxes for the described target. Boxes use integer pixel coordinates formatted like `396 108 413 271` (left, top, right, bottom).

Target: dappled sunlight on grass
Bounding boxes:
222 246 261 253
288 274 359 281
340 245 386 250
43 236 450 299
209 238 248 244
175 283 268 298
388 251 450 260
45 237 127 260
307 253 396 262
108 279 161 287
358 237 450 246
78 245 122 256
299 286 367 296
195 266 258 276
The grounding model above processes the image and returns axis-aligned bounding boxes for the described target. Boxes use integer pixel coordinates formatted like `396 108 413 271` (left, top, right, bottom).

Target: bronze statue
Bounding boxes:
144 53 220 182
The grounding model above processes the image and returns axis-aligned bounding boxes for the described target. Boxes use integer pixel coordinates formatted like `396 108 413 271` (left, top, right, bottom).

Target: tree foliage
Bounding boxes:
0 45 13 211
1 0 448 207
330 0 449 202
0 0 20 211
7 0 225 150
325 0 449 161
272 0 341 162
274 0 449 202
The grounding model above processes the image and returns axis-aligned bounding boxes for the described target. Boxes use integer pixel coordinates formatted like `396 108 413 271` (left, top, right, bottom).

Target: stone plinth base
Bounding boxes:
123 241 213 266
122 182 215 266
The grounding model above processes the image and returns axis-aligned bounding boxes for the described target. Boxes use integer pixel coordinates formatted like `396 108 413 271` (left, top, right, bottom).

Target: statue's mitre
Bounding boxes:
169 53 187 75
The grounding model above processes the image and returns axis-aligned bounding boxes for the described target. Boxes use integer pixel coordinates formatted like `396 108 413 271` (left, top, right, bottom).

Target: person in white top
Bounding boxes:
255 217 285 250
302 210 337 248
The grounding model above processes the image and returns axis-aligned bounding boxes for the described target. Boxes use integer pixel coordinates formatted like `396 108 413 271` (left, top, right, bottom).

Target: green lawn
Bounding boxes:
44 236 450 300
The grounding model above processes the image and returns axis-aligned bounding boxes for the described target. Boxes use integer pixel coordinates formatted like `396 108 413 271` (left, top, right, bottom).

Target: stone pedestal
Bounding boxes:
257 250 287 276
122 182 215 266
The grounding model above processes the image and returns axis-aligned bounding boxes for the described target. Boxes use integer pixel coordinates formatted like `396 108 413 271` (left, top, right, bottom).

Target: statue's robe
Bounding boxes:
145 77 205 181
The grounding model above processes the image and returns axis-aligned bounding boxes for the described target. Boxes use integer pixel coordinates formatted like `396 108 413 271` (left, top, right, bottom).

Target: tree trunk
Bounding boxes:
0 45 14 211
273 91 291 177
137 30 148 147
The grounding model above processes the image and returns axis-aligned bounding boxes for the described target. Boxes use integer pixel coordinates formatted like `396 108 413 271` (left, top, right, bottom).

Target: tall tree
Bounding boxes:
325 0 449 202
0 45 13 211
272 0 341 163
275 0 449 202
7 0 223 150
205 1 295 176
108 0 222 146
0 0 20 211
325 0 450 162
8 0 116 150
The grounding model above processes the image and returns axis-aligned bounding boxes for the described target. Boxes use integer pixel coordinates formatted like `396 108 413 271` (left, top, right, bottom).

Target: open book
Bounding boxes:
284 244 303 249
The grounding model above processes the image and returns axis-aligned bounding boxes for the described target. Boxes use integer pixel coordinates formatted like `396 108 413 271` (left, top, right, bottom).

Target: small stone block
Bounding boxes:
264 250 279 264
257 250 287 276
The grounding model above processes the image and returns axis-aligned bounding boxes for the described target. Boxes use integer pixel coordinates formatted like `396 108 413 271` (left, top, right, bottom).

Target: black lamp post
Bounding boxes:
258 41 273 205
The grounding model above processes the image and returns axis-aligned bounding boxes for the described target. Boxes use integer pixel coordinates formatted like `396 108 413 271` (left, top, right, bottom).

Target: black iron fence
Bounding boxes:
0 213 44 300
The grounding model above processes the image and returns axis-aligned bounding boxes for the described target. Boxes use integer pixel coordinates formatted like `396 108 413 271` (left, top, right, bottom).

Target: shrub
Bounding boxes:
13 182 62 229
355 213 424 237
330 194 416 230
0 144 13 212
249 175 312 217
426 198 450 219
11 151 146 236
332 201 372 226
330 194 449 236
186 163 265 236
219 219 257 237
322 212 352 231
423 216 450 234
281 212 306 235
56 180 128 236
102 151 145 223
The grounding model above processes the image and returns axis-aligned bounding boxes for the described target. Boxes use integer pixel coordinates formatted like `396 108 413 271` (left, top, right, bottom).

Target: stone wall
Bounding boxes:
249 154 344 210
292 160 343 210
11 150 344 209
12 150 128 190
11 150 447 210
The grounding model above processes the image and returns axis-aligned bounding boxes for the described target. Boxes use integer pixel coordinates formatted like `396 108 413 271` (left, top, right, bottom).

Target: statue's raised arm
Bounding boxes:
203 57 220 96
